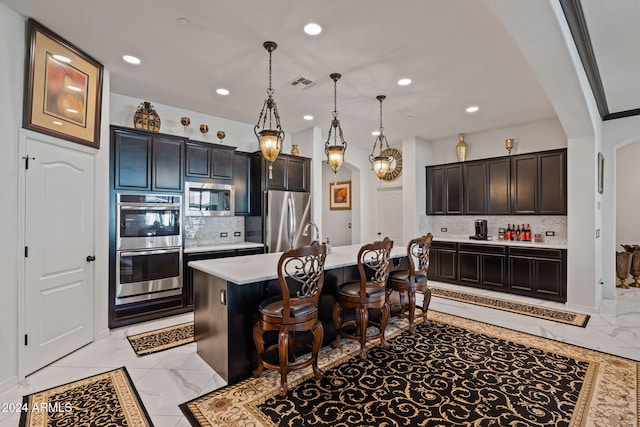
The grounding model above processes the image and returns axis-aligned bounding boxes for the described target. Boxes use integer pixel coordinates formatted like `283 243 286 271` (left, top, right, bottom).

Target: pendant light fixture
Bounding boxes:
254 41 284 179
370 95 393 179
324 73 348 173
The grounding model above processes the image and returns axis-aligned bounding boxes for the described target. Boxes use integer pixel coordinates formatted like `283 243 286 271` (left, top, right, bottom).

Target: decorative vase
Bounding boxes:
133 102 161 132
291 144 299 156
200 124 209 135
625 245 640 287
456 134 468 162
217 131 226 143
616 250 633 288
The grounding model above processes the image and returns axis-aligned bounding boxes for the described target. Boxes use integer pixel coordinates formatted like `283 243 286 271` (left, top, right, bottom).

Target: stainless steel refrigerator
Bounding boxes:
265 190 311 253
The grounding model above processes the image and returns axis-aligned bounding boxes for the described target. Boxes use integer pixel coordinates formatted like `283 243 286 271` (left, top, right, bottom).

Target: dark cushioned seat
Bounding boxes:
337 282 386 298
259 296 318 318
389 270 427 284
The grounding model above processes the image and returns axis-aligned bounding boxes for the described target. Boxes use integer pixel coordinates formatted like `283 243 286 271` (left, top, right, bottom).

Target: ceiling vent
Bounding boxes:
289 76 317 90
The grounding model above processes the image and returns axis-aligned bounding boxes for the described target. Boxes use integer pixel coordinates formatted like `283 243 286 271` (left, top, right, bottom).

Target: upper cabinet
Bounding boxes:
426 148 566 215
233 152 251 216
112 126 184 192
185 141 235 180
252 153 311 192
426 164 463 215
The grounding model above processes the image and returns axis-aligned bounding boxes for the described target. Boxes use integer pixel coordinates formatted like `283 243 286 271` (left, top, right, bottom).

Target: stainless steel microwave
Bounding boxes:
185 182 235 216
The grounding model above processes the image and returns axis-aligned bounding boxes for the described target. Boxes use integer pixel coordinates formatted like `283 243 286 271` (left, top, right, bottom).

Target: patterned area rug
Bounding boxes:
180 312 638 427
19 367 152 427
127 321 194 356
431 286 590 327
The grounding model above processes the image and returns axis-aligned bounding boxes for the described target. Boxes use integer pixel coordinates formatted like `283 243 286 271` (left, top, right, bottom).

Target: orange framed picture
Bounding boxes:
23 19 104 148
329 181 351 210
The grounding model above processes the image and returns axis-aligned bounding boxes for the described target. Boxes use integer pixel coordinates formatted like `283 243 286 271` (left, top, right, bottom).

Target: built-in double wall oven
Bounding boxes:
115 193 183 305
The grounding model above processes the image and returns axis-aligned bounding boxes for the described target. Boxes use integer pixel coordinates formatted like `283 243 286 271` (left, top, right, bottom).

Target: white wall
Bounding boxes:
614 143 640 246
322 162 352 246
427 118 567 165
0 3 24 390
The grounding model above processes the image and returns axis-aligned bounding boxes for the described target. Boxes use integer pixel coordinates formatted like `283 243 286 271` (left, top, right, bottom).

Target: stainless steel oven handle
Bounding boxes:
119 248 182 257
118 205 181 210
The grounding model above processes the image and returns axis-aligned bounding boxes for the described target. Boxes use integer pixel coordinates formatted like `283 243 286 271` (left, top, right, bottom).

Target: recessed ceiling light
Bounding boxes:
303 115 313 120
466 105 479 113
177 17 191 25
304 23 322 36
216 88 230 96
53 54 71 63
397 78 412 86
372 131 381 136
123 55 141 65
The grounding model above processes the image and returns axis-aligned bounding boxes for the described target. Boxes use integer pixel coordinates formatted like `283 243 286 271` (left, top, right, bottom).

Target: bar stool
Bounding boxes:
331 237 393 359
252 241 327 395
388 233 433 333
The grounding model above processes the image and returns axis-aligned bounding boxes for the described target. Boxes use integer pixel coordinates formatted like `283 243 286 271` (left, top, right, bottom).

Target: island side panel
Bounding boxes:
193 270 229 381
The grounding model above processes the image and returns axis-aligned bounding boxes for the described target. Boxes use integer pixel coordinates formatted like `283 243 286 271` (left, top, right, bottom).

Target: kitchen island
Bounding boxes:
189 244 407 384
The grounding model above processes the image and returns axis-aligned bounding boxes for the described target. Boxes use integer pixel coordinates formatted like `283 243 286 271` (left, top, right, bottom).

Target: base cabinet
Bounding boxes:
430 241 566 302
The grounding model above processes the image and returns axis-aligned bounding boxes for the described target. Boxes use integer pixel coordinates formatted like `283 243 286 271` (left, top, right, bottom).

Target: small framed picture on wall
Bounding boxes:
329 181 351 210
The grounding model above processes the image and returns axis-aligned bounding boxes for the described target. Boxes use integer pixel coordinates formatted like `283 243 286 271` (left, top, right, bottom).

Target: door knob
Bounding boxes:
86 255 96 262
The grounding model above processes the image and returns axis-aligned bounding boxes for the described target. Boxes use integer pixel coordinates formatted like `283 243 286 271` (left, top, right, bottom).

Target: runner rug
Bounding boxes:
180 312 638 427
19 367 153 427
430 286 590 327
127 321 194 356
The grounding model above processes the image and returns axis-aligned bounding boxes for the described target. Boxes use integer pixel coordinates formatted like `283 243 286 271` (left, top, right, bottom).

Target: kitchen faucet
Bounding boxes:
302 222 320 243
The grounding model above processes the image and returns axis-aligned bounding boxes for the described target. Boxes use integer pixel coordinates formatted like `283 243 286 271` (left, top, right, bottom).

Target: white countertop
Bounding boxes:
184 242 265 254
189 244 407 285
431 235 567 249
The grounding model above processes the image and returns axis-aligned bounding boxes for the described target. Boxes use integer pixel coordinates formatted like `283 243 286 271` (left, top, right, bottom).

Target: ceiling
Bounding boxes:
1 1 630 148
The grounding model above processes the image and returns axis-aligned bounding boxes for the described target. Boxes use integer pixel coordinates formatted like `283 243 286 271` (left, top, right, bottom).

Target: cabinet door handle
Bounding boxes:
220 289 227 306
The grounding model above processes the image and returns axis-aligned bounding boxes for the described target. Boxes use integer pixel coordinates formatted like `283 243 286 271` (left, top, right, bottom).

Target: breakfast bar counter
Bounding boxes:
189 244 407 384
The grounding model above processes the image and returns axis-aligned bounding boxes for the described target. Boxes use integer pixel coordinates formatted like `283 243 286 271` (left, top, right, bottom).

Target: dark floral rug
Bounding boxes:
179 312 637 427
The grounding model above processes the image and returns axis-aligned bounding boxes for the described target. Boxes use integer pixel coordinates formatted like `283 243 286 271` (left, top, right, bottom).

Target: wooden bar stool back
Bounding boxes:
252 241 327 395
331 237 393 359
388 233 433 332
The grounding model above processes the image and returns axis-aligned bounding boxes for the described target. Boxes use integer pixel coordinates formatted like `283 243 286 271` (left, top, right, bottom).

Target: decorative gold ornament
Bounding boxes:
505 138 514 155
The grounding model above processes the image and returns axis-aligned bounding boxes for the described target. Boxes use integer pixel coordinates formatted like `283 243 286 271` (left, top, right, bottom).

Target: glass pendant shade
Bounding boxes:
456 134 468 162
326 145 345 173
324 73 347 173
254 41 284 179
372 155 391 178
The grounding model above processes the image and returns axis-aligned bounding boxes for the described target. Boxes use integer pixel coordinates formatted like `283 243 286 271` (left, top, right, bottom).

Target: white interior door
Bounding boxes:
380 190 403 245
22 137 94 375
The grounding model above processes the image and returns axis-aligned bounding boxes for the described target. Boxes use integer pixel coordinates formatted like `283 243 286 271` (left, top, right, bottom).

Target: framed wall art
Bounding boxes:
329 180 351 210
597 152 604 194
23 19 104 148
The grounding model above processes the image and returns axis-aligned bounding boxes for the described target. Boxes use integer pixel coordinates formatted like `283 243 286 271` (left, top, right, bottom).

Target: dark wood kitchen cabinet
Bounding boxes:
538 150 566 215
426 164 463 215
487 158 511 214
233 152 251 216
463 161 487 215
251 152 310 192
508 247 566 301
185 141 236 180
457 243 507 289
426 149 565 216
510 154 538 214
112 126 184 192
428 241 457 281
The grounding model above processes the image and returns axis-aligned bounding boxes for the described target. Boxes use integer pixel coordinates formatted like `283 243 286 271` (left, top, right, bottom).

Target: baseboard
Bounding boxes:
95 327 110 341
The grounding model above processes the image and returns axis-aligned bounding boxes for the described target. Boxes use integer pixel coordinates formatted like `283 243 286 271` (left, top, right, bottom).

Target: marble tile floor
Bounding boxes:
0 285 638 427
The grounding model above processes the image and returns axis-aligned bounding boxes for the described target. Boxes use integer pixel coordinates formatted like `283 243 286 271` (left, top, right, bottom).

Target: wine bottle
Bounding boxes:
516 224 521 240
506 224 512 240
526 224 531 241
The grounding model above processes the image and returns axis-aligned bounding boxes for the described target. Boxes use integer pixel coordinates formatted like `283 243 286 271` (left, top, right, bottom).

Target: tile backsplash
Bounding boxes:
184 216 245 247
420 215 567 244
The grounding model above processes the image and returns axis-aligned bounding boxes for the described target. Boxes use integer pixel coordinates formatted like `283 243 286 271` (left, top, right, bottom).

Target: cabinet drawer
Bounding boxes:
431 241 457 250
458 243 506 254
508 247 564 259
